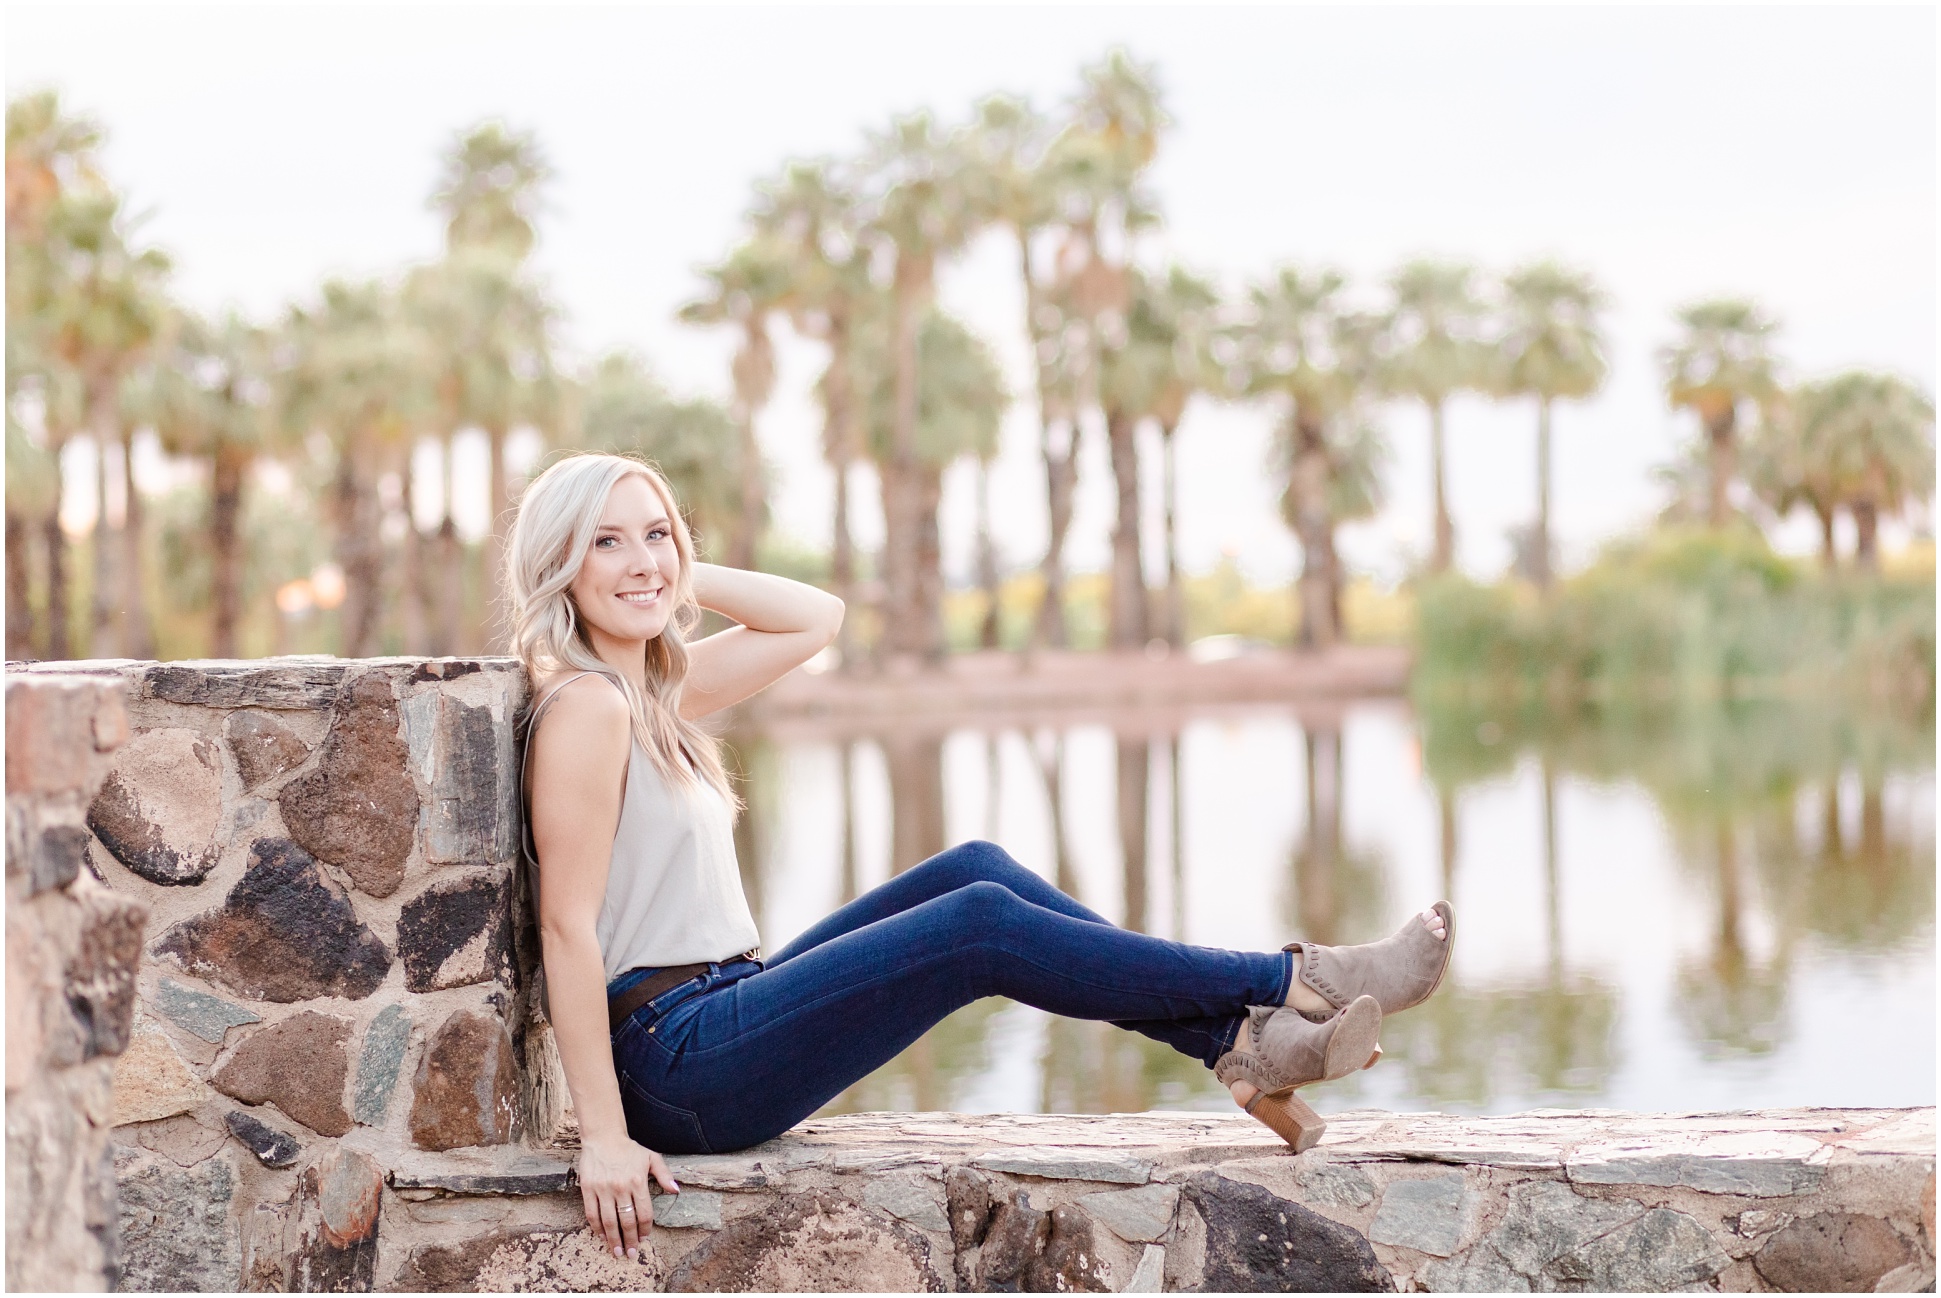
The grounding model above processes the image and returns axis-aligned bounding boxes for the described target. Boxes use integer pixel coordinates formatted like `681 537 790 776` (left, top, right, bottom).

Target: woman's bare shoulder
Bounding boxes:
528 671 630 755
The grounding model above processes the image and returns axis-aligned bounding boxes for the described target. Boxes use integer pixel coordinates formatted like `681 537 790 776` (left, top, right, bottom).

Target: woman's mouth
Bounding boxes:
617 590 662 606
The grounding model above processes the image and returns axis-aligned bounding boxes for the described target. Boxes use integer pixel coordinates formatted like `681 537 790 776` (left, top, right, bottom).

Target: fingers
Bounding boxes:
649 1151 681 1197
616 1195 642 1257
596 1194 624 1258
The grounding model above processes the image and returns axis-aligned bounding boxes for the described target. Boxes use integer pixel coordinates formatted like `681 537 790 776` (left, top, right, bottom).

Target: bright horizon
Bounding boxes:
9 5 1935 587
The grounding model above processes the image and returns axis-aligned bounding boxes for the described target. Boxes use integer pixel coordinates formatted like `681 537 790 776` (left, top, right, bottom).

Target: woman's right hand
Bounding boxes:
578 1133 680 1259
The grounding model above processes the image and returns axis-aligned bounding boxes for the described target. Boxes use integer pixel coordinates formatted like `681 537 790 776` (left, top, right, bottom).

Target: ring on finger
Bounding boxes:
617 1203 635 1216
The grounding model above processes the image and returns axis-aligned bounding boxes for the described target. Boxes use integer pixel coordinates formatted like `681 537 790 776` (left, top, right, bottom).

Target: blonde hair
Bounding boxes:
505 452 735 803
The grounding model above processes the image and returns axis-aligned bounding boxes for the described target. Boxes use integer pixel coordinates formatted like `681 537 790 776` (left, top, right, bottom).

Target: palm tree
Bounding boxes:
426 123 556 647
1744 394 1843 566
276 279 428 656
1384 260 1490 572
1661 299 1780 527
1097 265 1217 649
1498 263 1609 589
749 160 871 663
853 304 1008 653
860 113 981 662
1799 373 1934 570
1226 268 1384 649
5 415 57 659
140 311 273 657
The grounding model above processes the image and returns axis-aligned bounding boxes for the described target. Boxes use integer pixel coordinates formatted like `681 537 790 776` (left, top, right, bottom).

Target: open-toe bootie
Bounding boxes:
1289 901 1454 1020
1214 995 1382 1152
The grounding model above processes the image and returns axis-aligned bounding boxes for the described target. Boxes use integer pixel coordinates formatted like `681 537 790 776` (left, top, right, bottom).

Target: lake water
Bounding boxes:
725 700 1934 1120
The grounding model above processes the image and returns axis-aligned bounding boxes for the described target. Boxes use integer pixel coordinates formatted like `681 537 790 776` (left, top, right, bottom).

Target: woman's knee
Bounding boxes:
936 878 1026 940
924 839 1028 888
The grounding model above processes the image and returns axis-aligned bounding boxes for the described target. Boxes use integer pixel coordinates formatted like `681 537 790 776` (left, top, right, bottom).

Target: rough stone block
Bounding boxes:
652 1187 725 1231
155 976 261 1044
863 1174 949 1233
112 1018 210 1126
19 820 92 893
386 1147 576 1196
1181 1172 1390 1293
397 870 513 992
663 1192 944 1293
970 1147 1152 1184
278 673 417 898
351 1002 411 1126
142 659 350 710
390 1226 660 1292
1076 1183 1178 1243
1486 1176 1644 1279
423 694 514 865
153 836 392 1002
223 1108 301 1169
318 1148 383 1248
1369 1170 1469 1257
1754 1210 1914 1292
409 1009 518 1151
1561 1207 1730 1291
6 674 124 800
114 1145 242 1293
211 1011 353 1137
87 727 224 886
1292 1153 1379 1208
225 709 311 791
65 884 146 1058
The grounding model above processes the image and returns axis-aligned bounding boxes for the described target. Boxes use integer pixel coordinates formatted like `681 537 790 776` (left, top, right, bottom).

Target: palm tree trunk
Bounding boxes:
1117 733 1149 933
1290 413 1337 650
208 442 247 658
7 508 36 660
1813 501 1837 570
975 458 1000 650
484 424 509 650
885 730 945 874
433 436 461 655
335 438 384 657
831 457 856 668
1105 407 1147 650
1034 418 1076 650
402 450 429 655
44 506 70 660
1297 722 1341 944
914 465 946 661
1542 757 1561 979
119 431 155 660
883 258 928 662
91 434 116 657
823 318 859 669
1533 396 1554 590
1706 406 1737 527
1852 499 1880 572
731 363 765 572
1038 731 1076 897
1160 424 1184 649
1429 399 1454 572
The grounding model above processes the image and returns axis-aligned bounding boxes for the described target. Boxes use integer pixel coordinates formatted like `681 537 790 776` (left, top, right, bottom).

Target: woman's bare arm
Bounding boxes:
680 563 844 720
527 674 676 1258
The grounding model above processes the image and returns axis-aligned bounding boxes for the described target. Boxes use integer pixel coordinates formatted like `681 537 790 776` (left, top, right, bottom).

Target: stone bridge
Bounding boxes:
5 657 1933 1292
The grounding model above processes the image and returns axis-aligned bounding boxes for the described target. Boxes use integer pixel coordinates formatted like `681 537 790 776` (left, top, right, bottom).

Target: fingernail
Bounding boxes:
613 1247 622 1258
671 1182 681 1193
627 1248 638 1260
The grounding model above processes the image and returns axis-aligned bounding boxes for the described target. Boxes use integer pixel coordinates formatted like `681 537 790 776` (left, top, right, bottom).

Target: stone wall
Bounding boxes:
7 672 148 1291
9 657 1935 1293
9 657 553 1292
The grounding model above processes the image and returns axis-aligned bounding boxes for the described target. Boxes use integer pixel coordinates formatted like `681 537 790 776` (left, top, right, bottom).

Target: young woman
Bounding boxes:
509 452 1453 1262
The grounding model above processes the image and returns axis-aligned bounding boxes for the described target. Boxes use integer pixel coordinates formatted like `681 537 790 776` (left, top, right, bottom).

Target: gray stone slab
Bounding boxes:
1420 1244 1533 1293
154 978 261 1044
1076 1184 1179 1243
387 1148 575 1196
1561 1207 1731 1290
650 1188 723 1231
662 1154 771 1190
1124 1244 1166 1293
351 1003 411 1126
971 1147 1152 1184
1486 1177 1644 1277
1566 1152 1825 1198
1369 1171 1468 1257
864 1175 950 1232
1292 1156 1378 1208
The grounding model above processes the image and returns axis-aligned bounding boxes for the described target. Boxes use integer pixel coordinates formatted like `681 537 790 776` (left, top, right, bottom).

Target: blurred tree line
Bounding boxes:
6 53 1933 668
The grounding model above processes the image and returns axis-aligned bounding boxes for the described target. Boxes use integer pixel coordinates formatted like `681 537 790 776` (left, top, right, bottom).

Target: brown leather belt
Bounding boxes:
607 952 761 1030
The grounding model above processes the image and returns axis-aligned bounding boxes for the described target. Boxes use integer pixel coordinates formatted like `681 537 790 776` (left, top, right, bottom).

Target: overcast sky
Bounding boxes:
10 4 1935 584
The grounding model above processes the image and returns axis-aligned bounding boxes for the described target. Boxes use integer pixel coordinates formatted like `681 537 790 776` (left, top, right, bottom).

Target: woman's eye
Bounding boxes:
594 536 617 548
648 528 669 541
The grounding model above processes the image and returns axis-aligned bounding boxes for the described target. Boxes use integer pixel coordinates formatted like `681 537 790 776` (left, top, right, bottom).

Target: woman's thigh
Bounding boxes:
769 839 1112 966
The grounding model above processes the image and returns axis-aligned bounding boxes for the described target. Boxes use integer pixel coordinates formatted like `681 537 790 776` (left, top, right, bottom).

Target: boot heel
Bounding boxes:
1246 1088 1326 1152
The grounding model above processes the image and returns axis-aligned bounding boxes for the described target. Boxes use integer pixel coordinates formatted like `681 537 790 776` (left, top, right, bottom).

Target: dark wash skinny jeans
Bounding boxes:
608 840 1293 1154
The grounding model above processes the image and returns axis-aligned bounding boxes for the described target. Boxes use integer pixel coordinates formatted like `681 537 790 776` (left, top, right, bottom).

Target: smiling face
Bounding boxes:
566 472 684 654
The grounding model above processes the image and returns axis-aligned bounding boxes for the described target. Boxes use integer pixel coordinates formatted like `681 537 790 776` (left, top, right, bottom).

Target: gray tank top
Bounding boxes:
522 672 761 979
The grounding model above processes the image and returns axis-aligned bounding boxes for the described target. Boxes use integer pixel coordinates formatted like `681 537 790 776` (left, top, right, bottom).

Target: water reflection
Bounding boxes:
731 693 1932 1117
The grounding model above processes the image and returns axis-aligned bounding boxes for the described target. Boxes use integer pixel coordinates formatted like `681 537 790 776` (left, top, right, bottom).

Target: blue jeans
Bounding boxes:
608 840 1292 1154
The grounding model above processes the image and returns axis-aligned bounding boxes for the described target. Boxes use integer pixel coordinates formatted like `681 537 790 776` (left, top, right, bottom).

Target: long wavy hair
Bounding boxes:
505 452 735 803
